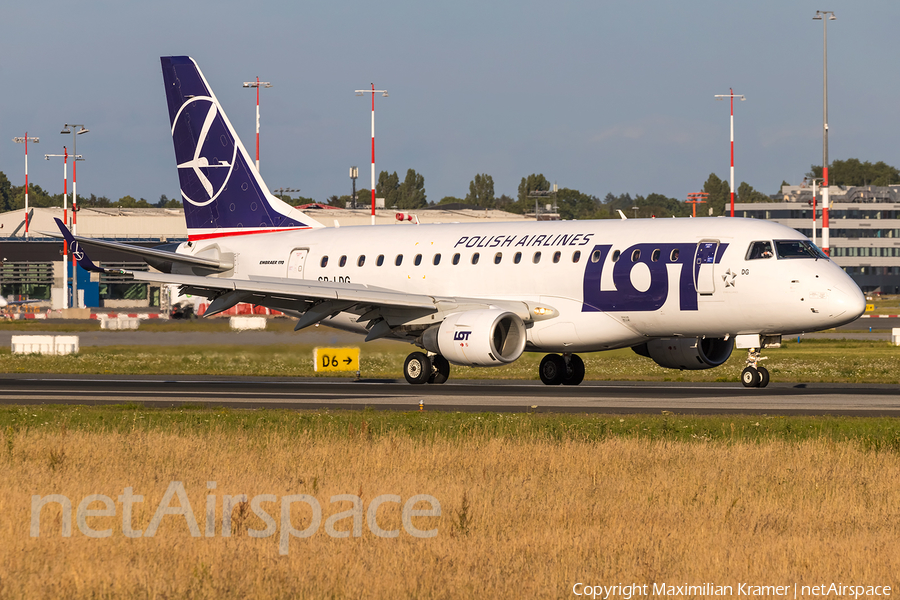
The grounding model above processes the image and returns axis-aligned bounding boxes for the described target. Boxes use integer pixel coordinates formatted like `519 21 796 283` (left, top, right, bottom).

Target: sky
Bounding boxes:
2 0 898 207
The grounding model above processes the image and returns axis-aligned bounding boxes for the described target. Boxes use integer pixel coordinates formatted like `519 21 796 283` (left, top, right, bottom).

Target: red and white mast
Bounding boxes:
714 89 745 217
356 84 389 225
13 134 39 238
243 77 272 172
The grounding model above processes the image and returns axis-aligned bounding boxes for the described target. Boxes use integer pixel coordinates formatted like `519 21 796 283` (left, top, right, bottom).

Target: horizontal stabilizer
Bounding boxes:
40 225 229 271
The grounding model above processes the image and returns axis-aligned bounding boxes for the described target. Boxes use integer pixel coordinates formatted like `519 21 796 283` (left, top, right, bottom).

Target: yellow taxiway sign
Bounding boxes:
314 347 360 372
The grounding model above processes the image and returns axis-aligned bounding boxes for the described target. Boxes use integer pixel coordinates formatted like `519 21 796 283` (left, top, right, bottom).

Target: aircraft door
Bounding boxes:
287 249 308 279
694 240 719 295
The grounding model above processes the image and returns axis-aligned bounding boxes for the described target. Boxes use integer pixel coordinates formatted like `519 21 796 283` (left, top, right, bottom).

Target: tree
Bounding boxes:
517 173 550 203
0 171 11 212
702 173 731 216
437 196 464 205
640 193 691 218
376 171 400 207
395 169 427 209
737 182 770 204
116 195 152 208
465 174 495 208
494 194 515 210
556 188 602 220
808 158 900 187
601 192 635 218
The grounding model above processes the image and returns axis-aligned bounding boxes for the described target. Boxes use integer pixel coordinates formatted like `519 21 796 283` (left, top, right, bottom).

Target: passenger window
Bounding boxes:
339 255 347 267
395 254 403 266
472 253 480 265
414 254 422 266
746 241 774 260
433 254 441 266
357 255 365 267
494 252 502 264
669 249 679 262
573 251 581 263
651 249 660 262
452 253 460 265
631 249 641 262
590 250 601 263
553 251 561 263
533 251 541 264
321 256 328 268
612 250 620 262
376 255 384 266
514 252 522 264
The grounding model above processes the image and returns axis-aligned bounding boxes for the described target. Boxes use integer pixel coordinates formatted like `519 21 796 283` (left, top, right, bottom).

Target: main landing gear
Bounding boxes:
741 348 769 388
403 352 451 385
539 353 585 386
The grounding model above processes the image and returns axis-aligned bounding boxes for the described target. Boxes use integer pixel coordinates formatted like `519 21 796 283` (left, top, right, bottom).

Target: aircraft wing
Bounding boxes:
51 218 553 341
126 269 547 341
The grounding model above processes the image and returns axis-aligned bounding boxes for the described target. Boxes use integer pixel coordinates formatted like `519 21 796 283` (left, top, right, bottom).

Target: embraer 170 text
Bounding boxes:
52 56 866 388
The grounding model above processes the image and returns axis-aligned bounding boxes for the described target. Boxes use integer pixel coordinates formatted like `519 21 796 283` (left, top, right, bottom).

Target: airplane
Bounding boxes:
51 55 867 388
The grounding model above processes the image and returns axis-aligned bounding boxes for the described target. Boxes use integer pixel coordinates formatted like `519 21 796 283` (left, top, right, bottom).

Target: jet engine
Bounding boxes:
421 309 527 367
632 337 734 370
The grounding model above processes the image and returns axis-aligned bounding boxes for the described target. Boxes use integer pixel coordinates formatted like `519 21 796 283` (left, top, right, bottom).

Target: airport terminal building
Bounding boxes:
0 204 531 309
735 184 900 294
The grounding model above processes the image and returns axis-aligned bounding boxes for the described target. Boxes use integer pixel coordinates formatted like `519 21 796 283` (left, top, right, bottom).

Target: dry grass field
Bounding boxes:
2 410 899 599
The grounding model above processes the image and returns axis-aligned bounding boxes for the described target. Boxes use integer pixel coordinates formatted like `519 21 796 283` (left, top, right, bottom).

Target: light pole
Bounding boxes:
714 89 745 217
814 10 836 256
355 84 389 225
686 192 709 218
45 148 81 310
62 124 88 308
12 134 39 239
349 166 358 209
243 77 272 172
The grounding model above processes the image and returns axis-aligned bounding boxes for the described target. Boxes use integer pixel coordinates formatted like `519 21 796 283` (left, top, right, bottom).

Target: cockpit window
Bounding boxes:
775 239 828 260
746 241 774 260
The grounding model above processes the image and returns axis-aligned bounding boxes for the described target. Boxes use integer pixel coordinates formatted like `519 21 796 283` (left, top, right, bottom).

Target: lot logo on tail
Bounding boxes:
172 97 238 207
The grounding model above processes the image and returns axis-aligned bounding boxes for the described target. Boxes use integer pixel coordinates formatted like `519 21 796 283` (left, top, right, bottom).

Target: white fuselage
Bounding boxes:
179 217 866 352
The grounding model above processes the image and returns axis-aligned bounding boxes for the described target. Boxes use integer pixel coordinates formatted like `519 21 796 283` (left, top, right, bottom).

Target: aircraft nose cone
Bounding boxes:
829 282 866 325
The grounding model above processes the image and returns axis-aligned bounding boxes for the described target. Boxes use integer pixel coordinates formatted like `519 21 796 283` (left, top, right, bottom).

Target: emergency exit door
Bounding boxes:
287 249 308 279
694 241 719 295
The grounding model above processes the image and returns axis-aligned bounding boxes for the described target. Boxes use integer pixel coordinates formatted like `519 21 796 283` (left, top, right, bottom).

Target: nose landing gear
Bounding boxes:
741 348 769 388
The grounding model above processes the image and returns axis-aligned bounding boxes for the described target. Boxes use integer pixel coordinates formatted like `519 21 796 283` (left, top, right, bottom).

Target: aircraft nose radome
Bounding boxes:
829 281 866 324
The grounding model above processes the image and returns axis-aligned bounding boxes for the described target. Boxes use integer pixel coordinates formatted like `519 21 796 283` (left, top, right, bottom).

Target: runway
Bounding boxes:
1 374 899 416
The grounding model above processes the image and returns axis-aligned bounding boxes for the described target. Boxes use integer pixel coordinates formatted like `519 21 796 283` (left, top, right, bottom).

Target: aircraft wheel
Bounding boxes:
757 366 770 388
539 354 566 385
741 366 761 388
562 354 585 386
404 352 432 385
428 355 451 384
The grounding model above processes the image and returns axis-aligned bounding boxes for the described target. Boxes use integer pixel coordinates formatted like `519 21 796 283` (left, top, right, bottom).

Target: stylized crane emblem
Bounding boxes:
172 97 237 207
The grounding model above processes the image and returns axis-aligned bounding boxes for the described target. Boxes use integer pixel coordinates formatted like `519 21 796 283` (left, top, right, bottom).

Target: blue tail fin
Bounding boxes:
160 56 323 240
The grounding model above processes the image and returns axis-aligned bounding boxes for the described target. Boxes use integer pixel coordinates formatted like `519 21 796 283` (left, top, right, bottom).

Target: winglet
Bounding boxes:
617 210 628 220
54 218 107 273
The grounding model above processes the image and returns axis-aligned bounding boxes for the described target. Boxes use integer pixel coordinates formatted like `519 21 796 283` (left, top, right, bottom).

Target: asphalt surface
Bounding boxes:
1 374 899 416
2 319 898 415
2 316 897 347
